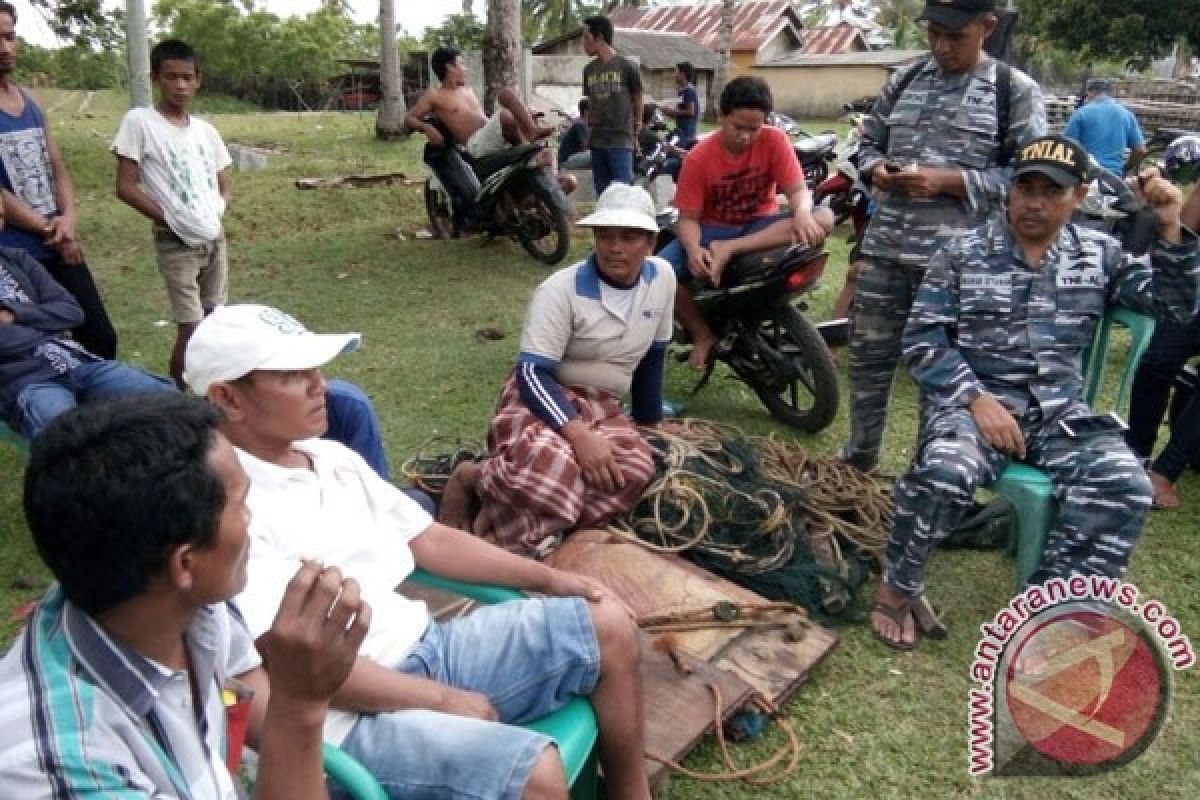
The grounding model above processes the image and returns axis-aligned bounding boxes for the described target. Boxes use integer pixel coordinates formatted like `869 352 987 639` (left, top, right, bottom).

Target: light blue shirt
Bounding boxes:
1064 95 1145 175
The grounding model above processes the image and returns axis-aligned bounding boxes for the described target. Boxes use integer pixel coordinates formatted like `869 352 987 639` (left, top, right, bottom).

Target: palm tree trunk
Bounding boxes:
376 0 407 139
484 0 521 112
712 0 736 111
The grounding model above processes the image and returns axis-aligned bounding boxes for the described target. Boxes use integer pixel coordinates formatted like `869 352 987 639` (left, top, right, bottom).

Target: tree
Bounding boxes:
125 0 151 107
875 0 924 49
483 0 520 111
376 0 405 138
711 0 734 107
1017 0 1200 69
422 13 486 51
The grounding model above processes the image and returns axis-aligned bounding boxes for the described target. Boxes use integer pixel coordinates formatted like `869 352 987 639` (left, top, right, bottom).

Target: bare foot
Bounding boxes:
687 335 717 369
870 583 916 650
439 461 482 531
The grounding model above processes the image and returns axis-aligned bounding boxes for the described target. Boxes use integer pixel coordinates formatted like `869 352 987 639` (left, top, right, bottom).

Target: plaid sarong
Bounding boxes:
476 373 655 556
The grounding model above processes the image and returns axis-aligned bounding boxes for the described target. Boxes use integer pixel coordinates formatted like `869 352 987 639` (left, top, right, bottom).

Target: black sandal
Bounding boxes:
911 593 948 640
870 600 916 651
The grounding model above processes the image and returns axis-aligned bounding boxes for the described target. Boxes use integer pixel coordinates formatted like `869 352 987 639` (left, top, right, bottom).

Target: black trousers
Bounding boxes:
39 251 118 359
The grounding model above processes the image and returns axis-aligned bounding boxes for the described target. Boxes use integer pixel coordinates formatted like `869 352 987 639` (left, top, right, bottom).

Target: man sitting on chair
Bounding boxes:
185 303 651 800
870 135 1200 650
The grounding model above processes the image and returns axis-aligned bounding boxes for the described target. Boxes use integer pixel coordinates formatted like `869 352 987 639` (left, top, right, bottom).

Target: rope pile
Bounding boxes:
604 420 893 623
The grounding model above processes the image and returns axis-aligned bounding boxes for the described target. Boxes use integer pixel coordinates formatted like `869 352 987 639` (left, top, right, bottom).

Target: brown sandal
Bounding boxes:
870 600 916 651
911 593 948 640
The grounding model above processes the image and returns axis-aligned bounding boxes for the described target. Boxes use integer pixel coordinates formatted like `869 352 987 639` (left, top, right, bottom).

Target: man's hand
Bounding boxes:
892 166 962 199
43 216 76 248
969 394 1026 459
257 562 370 720
791 209 828 246
0 309 13 324
685 245 714 283
565 424 625 492
871 161 902 191
541 569 636 617
432 685 498 721
424 126 445 148
1138 169 1185 243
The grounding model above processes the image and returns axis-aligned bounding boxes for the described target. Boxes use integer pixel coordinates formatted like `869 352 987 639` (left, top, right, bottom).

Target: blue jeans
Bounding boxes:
336 597 600 800
15 361 174 439
656 212 791 281
589 146 633 196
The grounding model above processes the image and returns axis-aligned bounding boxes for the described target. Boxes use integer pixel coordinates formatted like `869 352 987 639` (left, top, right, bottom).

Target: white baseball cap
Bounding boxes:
184 304 361 395
576 183 659 232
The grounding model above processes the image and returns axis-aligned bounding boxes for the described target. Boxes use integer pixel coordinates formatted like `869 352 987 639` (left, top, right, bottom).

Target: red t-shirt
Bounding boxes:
674 126 803 227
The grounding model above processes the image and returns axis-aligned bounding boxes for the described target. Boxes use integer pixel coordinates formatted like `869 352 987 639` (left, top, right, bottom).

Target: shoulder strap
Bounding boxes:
892 56 931 102
995 62 1013 165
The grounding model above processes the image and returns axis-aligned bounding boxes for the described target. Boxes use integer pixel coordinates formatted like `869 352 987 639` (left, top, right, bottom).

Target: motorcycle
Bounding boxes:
767 110 839 188
813 109 870 242
655 209 839 432
421 116 572 265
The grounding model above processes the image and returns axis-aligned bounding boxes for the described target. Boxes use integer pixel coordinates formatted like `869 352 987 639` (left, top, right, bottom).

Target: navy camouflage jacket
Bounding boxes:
903 216 1200 420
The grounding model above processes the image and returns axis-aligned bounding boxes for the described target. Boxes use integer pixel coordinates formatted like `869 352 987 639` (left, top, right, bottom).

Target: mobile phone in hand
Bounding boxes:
1058 412 1129 438
884 161 903 174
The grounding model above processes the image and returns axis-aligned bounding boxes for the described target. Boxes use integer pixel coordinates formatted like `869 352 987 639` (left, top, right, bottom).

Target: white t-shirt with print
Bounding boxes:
232 439 435 745
111 107 231 246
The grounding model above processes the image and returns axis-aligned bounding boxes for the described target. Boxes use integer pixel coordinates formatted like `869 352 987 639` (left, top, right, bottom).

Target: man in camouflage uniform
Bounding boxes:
870 134 1200 649
842 0 1046 470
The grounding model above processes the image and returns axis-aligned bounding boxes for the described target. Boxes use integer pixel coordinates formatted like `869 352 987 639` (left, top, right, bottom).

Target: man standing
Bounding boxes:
660 62 699 146
871 137 1199 650
113 39 232 388
582 15 642 196
842 0 1046 471
1065 78 1146 177
0 2 117 359
0 393 368 798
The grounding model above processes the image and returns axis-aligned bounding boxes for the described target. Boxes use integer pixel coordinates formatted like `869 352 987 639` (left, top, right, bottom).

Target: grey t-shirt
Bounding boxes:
583 54 642 151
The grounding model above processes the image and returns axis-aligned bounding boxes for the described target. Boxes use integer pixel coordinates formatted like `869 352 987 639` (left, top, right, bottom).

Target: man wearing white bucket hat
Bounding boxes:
443 184 675 556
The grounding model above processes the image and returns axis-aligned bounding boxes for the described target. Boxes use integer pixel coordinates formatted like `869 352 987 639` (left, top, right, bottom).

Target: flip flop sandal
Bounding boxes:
870 600 916 651
911 593 948 640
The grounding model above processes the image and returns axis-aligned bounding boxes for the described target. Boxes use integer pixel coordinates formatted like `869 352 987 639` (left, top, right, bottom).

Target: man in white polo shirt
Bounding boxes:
442 184 675 556
184 304 651 800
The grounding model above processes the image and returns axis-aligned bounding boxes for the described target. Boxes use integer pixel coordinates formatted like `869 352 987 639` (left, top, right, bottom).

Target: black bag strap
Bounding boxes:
888 56 1014 166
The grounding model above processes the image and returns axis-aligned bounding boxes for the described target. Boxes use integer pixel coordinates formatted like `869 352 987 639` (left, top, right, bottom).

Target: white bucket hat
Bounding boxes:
184 304 360 395
576 183 659 232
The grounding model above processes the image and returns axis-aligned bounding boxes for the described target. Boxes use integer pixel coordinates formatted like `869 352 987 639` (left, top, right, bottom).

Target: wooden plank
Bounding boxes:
294 172 412 190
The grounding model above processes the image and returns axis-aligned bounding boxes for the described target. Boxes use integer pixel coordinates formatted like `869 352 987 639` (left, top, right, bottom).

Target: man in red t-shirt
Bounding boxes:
657 76 832 368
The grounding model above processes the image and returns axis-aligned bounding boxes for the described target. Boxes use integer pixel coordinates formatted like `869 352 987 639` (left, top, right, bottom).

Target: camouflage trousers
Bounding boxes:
843 257 925 468
886 403 1153 596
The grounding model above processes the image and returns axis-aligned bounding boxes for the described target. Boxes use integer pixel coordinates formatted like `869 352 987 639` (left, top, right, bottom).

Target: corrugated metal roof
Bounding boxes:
801 23 868 56
609 31 721 70
760 48 927 68
609 0 801 54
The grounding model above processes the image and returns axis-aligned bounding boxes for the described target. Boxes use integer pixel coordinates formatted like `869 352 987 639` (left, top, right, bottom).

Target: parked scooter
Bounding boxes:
421 116 572 265
655 209 839 432
767 110 839 188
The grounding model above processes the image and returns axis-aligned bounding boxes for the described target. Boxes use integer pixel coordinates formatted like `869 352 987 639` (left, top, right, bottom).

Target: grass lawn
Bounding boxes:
0 91 1196 798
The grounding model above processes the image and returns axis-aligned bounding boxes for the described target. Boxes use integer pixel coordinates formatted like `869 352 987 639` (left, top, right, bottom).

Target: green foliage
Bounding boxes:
1017 0 1200 69
875 0 925 49
14 39 124 90
421 13 486 52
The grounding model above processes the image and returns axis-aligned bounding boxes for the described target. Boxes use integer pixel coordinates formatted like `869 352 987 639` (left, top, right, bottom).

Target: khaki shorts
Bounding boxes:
466 112 507 159
154 228 228 325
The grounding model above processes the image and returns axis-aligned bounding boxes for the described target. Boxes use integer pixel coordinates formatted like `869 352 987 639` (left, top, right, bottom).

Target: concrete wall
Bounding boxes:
754 64 889 118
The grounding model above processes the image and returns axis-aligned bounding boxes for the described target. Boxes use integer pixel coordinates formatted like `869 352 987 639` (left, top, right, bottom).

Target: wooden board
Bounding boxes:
546 529 839 706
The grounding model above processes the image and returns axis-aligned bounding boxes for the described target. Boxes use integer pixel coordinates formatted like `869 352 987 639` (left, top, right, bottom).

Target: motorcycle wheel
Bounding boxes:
752 304 839 433
423 179 457 239
514 181 571 265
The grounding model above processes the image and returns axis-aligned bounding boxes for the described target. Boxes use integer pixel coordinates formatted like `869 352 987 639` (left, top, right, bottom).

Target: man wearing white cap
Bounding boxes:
185 304 651 800
442 183 675 557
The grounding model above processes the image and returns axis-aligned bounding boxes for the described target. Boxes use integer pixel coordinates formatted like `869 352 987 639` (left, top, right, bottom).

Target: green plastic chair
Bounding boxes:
991 306 1156 590
323 743 390 800
407 569 601 800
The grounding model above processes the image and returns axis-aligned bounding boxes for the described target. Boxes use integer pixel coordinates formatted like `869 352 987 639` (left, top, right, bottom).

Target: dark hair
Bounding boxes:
150 39 198 74
0 2 17 24
24 394 228 614
583 16 614 45
719 75 773 116
578 97 589 114
432 46 461 82
676 62 695 83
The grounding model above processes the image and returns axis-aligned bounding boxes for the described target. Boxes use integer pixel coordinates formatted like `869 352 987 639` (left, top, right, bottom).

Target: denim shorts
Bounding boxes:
657 211 791 282
335 597 600 800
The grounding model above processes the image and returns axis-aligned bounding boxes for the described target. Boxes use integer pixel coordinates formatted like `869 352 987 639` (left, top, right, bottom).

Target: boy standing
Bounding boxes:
113 39 231 387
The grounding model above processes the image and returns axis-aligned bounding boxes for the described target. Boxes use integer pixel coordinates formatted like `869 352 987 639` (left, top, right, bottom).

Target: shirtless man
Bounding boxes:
405 46 552 159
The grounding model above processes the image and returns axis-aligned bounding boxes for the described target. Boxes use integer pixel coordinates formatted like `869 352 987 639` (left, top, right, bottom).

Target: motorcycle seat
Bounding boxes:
794 133 838 158
724 243 825 284
471 143 543 180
